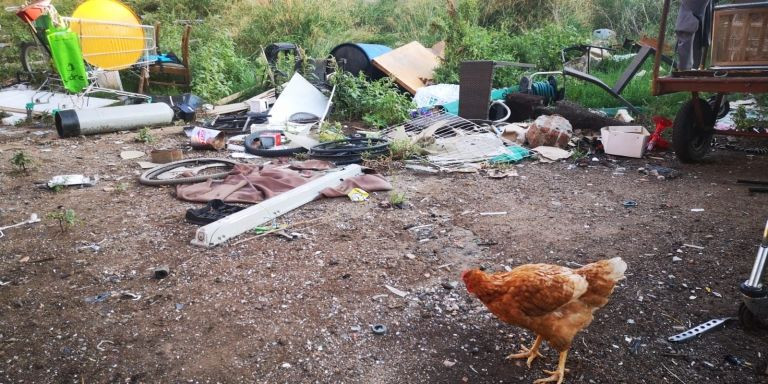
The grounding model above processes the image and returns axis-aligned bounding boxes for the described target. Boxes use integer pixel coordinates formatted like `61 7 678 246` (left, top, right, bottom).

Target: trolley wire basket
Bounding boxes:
62 16 156 71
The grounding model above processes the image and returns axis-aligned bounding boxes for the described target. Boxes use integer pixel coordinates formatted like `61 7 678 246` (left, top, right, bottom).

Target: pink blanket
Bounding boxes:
175 161 392 204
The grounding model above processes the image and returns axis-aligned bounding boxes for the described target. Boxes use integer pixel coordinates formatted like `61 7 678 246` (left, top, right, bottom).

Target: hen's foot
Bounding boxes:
506 335 544 367
533 350 569 384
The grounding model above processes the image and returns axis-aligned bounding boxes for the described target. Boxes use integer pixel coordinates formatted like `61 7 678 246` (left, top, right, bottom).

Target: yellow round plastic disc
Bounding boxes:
69 0 144 69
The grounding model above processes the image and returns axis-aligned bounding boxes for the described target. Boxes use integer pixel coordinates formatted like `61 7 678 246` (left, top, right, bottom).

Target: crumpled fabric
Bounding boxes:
175 163 391 204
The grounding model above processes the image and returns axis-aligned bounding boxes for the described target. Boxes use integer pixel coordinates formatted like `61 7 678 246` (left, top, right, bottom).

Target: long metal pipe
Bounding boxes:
55 103 174 138
745 220 768 288
747 247 768 287
652 0 672 96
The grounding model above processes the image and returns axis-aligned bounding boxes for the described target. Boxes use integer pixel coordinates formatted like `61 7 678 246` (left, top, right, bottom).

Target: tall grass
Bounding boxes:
563 56 689 118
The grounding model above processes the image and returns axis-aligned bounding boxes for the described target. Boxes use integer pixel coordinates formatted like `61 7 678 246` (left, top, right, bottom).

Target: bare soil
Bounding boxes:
1 124 767 384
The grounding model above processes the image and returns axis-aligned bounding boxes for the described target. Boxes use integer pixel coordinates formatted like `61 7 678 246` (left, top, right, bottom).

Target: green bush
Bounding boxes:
433 0 515 85
434 1 588 87
329 70 414 128
504 25 589 70
189 22 262 101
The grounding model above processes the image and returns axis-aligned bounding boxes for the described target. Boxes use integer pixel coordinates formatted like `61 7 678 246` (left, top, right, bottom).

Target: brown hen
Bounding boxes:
462 257 627 384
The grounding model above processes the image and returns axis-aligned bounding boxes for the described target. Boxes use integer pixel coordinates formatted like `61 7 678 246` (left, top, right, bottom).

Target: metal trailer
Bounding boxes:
651 0 768 163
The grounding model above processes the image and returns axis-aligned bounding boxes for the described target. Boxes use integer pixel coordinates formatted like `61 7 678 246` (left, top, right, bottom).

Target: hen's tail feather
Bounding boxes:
598 257 627 281
575 257 627 308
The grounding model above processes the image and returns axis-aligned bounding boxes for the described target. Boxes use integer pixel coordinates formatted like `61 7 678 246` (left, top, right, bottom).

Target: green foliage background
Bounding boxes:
0 0 685 115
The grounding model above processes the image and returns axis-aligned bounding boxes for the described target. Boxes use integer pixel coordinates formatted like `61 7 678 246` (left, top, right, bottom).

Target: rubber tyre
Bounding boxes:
672 98 715 163
738 302 767 331
309 137 390 154
244 132 308 157
20 42 49 73
139 158 238 186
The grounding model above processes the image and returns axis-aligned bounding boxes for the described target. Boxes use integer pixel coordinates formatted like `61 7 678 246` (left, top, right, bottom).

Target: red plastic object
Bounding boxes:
648 116 672 151
259 132 282 149
16 1 52 23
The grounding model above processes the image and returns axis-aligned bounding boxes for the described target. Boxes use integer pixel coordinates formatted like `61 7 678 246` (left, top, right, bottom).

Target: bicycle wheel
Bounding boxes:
20 42 50 73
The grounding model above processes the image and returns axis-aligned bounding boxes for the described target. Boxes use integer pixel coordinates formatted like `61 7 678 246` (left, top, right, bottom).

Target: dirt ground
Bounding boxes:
1 124 768 384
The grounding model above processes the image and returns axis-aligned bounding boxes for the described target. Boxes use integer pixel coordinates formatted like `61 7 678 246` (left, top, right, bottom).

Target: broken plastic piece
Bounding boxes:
47 174 98 189
347 188 369 202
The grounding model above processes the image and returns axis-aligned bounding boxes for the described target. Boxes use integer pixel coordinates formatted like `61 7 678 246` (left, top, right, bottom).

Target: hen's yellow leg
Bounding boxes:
507 334 544 367
534 350 569 384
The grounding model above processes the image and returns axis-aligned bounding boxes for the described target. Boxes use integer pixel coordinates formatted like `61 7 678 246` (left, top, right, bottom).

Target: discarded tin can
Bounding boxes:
150 149 183 164
347 188 369 202
190 127 226 150
153 265 170 279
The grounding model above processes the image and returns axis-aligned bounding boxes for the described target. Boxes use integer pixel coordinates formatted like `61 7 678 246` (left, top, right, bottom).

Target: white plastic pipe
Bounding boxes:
56 103 175 137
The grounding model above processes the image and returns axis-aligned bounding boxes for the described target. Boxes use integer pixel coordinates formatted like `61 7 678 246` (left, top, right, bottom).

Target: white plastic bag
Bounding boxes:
413 84 460 108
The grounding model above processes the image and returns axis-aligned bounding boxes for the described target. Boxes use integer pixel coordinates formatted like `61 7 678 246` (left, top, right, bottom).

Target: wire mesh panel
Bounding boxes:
381 110 512 168
381 110 489 140
63 17 156 70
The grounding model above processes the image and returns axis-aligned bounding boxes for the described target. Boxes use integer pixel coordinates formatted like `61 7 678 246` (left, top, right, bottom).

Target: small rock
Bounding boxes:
441 281 458 290
281 362 292 369
725 355 745 366
443 359 457 368
627 319 636 324
672 256 682 262
120 150 145 160
405 253 416 260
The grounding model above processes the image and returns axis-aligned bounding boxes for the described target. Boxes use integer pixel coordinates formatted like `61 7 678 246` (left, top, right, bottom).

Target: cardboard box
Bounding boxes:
600 126 650 158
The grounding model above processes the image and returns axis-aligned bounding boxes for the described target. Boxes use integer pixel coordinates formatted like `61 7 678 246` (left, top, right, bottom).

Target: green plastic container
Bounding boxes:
47 27 88 93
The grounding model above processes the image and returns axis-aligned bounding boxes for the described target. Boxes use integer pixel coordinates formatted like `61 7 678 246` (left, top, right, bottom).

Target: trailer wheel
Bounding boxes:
739 302 767 331
672 98 715 163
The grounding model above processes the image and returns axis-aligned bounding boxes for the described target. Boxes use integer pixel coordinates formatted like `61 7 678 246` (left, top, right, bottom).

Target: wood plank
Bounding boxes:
654 76 768 95
371 41 441 94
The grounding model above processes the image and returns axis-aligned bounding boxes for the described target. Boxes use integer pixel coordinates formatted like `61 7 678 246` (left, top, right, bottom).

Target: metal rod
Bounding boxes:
715 2 768 10
652 0 672 96
746 246 767 287
763 218 768 245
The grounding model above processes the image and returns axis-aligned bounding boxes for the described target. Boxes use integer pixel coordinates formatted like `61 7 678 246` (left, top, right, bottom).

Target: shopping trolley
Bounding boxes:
13 0 156 105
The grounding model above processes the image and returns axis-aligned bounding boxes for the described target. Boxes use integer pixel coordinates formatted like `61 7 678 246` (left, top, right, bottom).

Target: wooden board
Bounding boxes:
372 41 441 94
